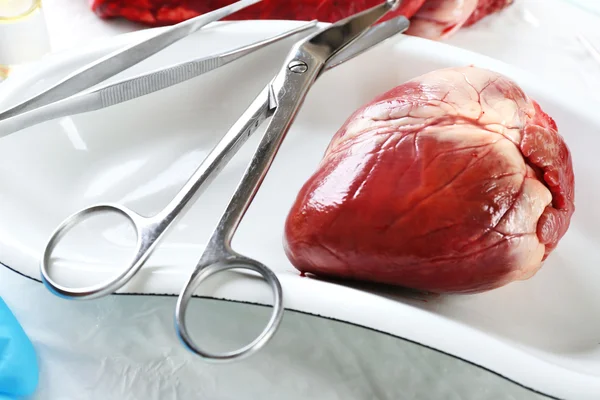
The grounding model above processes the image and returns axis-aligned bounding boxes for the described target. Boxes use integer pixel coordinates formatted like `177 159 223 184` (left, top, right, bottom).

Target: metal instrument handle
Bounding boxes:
40 204 152 299
39 88 272 299
168 60 316 362
160 72 307 361
175 256 283 362
171 0 402 360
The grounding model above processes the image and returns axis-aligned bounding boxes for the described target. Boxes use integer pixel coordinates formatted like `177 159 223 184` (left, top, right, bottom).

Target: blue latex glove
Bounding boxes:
0 298 38 398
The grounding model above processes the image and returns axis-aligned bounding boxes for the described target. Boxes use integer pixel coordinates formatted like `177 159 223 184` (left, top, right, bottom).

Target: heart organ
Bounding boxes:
283 66 575 294
90 0 513 40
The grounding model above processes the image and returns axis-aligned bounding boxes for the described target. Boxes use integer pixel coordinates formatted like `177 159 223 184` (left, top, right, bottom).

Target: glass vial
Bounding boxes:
0 0 51 83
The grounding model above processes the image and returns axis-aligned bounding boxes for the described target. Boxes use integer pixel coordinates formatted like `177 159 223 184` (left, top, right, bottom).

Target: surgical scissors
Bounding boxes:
39 2 408 362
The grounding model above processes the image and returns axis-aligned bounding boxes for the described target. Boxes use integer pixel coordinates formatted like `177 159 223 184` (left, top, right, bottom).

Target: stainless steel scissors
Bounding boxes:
39 2 409 362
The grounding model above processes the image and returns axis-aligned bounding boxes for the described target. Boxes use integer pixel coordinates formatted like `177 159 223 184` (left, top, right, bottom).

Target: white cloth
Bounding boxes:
1 0 599 398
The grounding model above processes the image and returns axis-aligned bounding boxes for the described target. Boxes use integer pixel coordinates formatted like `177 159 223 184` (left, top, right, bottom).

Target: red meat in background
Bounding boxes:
406 0 513 39
89 0 513 39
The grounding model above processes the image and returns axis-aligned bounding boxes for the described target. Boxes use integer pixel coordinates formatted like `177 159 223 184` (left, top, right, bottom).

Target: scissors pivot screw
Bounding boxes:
387 0 400 9
288 60 308 74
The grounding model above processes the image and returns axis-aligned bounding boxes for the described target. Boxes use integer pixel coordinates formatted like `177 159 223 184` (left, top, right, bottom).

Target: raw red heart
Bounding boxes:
283 66 575 294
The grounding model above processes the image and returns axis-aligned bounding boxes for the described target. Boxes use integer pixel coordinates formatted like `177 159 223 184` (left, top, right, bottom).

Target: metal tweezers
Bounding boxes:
15 0 409 361
0 0 407 135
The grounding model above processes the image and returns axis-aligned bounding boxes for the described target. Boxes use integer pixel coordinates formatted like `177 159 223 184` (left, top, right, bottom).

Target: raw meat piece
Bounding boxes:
465 0 515 27
314 0 427 24
405 0 479 39
283 66 575 294
406 0 514 39
89 0 512 40
89 0 427 26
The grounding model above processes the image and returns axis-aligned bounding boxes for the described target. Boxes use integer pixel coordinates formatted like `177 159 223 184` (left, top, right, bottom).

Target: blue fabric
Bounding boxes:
0 298 38 398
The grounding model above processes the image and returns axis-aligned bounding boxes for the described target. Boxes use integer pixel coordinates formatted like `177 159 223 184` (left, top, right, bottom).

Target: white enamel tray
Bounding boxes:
1 20 599 400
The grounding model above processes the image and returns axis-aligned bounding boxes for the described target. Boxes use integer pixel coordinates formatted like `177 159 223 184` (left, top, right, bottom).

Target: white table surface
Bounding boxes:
1 0 599 399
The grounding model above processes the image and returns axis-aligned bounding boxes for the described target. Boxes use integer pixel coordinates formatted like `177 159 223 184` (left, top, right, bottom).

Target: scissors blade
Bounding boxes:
323 16 410 71
0 0 261 121
312 1 400 62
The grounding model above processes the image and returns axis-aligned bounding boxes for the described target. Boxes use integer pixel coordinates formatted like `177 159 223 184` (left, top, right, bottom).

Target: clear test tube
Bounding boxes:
0 0 51 82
